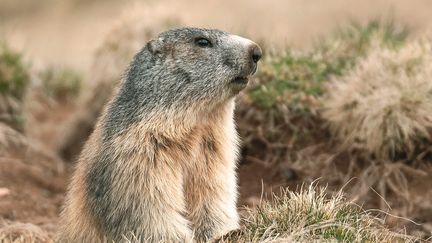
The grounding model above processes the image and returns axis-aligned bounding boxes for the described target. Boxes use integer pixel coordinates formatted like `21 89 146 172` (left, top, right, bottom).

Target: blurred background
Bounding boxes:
1 0 432 241
2 0 432 71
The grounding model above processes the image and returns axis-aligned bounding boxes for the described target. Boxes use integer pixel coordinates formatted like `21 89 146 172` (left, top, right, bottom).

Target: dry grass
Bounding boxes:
0 124 65 243
0 221 52 243
219 185 416 242
323 39 432 160
0 122 65 188
0 122 27 152
39 67 82 102
285 146 431 220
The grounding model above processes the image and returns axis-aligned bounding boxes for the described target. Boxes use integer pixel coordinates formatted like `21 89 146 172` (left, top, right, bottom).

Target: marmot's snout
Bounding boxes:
249 43 262 75
230 35 262 72
228 35 262 87
249 44 262 64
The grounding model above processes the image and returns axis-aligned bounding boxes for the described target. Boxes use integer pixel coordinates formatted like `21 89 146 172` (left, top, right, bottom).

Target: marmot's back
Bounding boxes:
58 27 261 242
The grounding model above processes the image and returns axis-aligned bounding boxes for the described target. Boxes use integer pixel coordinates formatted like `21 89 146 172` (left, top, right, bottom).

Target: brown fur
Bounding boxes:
58 99 240 242
57 28 261 242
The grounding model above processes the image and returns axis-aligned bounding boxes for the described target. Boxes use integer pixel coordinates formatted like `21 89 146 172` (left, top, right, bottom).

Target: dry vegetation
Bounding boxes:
39 67 82 102
0 43 29 132
237 20 431 239
323 39 432 160
238 21 408 165
0 5 431 242
220 185 414 243
0 221 52 243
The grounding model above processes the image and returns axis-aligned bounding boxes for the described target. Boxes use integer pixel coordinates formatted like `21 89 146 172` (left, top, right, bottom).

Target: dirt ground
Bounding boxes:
0 96 74 237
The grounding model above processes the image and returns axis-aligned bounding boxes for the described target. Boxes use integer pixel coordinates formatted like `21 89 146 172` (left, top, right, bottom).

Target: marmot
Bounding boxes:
57 27 262 242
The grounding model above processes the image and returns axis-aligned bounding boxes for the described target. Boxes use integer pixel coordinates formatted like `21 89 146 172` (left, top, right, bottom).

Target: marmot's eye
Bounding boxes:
195 37 213 48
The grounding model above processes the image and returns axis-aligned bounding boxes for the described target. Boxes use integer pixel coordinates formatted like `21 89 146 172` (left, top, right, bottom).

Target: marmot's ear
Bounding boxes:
146 38 163 56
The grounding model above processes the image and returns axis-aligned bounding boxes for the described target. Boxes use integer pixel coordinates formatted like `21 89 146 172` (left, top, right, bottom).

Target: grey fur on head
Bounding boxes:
105 27 261 138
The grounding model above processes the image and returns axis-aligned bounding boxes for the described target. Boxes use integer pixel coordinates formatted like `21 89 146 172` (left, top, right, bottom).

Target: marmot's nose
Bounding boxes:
250 44 262 63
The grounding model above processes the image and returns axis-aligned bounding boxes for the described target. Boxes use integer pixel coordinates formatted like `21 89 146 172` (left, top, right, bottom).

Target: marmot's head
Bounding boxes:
126 27 261 109
106 28 261 135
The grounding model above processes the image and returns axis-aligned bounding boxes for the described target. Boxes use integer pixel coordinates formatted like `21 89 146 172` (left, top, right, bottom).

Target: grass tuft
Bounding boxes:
0 43 29 99
323 39 432 160
40 67 82 101
0 43 30 132
219 185 416 242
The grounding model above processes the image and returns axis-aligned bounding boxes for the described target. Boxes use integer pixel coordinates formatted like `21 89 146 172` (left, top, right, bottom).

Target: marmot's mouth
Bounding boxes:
231 76 249 85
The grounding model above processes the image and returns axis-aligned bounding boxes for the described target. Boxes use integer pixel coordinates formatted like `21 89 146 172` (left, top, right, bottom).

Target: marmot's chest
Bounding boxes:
110 125 217 161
